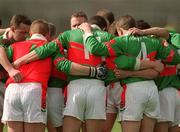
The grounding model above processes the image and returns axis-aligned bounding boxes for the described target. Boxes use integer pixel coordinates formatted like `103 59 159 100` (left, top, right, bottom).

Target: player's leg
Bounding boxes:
47 121 57 132
140 115 156 132
101 113 117 132
169 125 179 132
121 121 141 132
86 119 104 132
154 122 170 132
24 123 45 132
81 123 86 132
63 116 81 132
7 121 23 132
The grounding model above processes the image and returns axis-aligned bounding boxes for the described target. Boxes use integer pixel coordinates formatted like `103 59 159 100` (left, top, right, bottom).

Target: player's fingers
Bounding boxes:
13 74 22 83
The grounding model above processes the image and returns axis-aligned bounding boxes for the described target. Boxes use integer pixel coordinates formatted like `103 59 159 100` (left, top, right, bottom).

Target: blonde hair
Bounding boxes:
30 19 49 36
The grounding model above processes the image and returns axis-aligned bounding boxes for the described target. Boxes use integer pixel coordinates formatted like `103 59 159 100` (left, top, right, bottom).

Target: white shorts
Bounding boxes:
0 82 5 117
63 79 106 122
106 82 123 122
47 88 64 127
106 82 122 112
158 87 180 126
2 83 47 124
120 80 160 121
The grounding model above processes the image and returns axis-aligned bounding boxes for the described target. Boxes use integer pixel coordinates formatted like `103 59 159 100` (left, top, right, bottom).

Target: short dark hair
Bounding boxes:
71 11 88 20
10 14 31 27
96 9 115 24
136 20 151 29
116 15 136 30
88 15 107 30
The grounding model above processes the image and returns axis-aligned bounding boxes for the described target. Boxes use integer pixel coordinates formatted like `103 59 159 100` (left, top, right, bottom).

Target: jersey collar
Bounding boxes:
30 34 47 41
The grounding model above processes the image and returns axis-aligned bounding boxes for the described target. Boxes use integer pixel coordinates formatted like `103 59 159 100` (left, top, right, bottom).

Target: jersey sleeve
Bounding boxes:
168 32 180 49
84 34 110 56
52 51 72 74
57 31 70 49
157 39 180 65
5 45 13 62
34 31 70 59
34 41 58 59
84 34 123 56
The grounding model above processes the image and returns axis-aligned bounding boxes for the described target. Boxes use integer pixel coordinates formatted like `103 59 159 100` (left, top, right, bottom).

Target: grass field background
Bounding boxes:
112 121 122 132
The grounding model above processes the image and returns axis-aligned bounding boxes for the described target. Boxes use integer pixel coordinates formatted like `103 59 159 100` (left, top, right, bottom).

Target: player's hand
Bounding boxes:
128 27 144 36
96 63 108 79
89 62 108 80
79 22 92 34
153 60 164 73
114 68 131 79
8 68 23 82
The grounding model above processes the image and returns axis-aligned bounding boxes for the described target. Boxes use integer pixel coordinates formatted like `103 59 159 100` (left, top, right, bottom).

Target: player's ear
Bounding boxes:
116 27 123 36
10 26 16 32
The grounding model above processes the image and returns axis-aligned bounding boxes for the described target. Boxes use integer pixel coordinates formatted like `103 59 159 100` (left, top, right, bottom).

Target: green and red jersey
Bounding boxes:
155 65 180 91
34 27 139 83
34 39 72 74
5 35 52 109
5 39 52 87
48 46 68 88
155 32 180 91
0 32 67 89
35 28 113 81
84 34 180 84
168 32 180 49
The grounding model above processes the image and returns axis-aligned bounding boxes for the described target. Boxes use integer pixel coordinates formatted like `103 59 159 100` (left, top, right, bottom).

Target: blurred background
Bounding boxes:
0 0 180 33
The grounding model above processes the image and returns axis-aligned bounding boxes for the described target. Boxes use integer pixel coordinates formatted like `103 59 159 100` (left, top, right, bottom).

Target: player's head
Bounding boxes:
88 15 107 31
96 9 114 25
10 14 31 41
30 19 49 38
70 11 88 30
136 20 151 29
115 15 136 36
96 9 115 30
